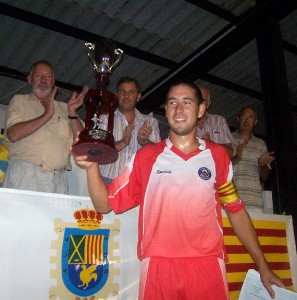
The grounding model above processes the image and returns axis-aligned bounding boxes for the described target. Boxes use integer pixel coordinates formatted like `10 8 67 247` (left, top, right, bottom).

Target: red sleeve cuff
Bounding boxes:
223 199 245 214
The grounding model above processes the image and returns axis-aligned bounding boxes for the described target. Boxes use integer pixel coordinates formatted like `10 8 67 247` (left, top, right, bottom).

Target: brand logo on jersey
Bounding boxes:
156 170 172 174
198 167 211 180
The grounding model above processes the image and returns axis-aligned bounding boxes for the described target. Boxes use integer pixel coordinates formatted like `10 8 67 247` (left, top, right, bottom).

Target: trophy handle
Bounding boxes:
85 42 99 73
109 49 123 73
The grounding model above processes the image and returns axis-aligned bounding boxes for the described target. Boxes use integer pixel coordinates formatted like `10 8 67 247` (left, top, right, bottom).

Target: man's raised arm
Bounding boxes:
73 155 112 213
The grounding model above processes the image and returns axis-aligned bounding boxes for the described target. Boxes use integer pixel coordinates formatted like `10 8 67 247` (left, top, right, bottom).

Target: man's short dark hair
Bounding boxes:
166 81 203 104
116 76 141 92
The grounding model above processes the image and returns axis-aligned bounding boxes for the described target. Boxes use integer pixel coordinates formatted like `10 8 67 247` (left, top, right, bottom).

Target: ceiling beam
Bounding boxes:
0 66 27 82
186 0 236 22
137 0 297 113
2 64 296 112
283 40 297 56
0 65 263 102
0 3 177 70
198 73 263 100
0 66 83 92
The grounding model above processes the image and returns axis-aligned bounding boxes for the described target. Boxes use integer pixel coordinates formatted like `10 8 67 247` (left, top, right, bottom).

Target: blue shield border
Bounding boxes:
62 227 110 297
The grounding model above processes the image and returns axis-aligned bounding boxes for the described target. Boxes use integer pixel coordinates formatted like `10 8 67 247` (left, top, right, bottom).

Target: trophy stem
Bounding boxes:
96 73 109 89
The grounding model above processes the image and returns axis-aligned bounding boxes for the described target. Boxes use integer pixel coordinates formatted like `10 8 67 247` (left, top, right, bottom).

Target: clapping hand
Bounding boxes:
258 151 275 166
137 120 152 145
68 86 89 115
122 124 134 146
40 86 57 120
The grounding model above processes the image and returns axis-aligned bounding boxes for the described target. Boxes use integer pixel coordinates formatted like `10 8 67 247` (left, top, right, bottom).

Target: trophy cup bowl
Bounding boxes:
72 40 123 164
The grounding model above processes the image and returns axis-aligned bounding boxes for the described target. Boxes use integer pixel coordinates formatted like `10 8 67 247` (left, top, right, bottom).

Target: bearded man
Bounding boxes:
4 60 88 193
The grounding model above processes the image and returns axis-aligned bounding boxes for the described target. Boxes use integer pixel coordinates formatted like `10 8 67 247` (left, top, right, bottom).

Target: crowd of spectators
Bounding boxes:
1 61 273 213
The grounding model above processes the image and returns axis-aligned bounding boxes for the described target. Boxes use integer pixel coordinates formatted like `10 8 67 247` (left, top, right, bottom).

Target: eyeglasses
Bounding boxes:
117 89 138 96
239 114 256 120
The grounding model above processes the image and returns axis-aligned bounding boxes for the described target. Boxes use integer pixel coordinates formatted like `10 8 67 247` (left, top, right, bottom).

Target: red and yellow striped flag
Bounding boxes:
84 235 104 265
223 217 295 300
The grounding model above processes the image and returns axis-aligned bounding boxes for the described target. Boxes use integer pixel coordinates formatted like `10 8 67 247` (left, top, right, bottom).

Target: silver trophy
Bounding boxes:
85 42 123 74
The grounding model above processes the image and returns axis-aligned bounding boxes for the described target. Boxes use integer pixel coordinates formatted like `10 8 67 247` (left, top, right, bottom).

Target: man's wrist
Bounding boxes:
115 139 127 151
258 159 264 166
68 114 78 119
139 139 148 146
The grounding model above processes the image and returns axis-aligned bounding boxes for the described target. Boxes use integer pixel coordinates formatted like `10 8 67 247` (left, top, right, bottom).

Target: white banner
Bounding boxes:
1 188 296 300
0 188 140 300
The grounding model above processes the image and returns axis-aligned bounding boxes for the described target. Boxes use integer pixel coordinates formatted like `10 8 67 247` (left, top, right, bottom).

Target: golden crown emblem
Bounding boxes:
74 207 103 230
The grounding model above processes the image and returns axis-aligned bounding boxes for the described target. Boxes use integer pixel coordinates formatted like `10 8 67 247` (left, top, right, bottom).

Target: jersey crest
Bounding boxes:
198 167 211 180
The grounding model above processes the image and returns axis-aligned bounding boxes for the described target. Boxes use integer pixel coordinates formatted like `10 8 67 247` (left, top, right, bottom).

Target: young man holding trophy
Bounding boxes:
73 81 285 300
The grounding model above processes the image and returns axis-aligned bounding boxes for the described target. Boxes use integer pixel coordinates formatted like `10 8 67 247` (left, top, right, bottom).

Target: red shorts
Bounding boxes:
139 256 229 300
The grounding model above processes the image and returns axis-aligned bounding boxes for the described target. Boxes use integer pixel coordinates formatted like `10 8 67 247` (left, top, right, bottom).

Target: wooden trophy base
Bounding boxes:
72 141 118 164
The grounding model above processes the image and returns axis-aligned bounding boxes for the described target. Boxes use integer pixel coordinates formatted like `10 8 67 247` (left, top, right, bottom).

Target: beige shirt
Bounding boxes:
5 93 73 171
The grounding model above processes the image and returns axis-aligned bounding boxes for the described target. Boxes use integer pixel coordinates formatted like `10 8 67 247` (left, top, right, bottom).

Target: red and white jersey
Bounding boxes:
108 138 243 260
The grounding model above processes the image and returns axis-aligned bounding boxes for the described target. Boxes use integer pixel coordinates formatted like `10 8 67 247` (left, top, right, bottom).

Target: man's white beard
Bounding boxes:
33 85 52 98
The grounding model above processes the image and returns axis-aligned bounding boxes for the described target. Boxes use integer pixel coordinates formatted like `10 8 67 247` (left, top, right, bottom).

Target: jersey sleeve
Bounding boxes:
107 153 141 214
107 141 164 214
212 142 245 214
